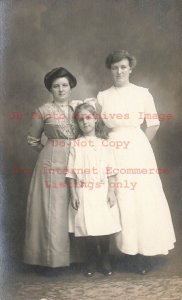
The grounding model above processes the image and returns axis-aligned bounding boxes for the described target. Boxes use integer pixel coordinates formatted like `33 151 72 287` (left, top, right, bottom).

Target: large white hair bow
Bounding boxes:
70 98 97 110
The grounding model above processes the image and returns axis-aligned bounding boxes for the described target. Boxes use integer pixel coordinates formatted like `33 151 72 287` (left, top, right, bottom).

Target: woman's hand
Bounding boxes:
107 190 117 208
71 193 80 210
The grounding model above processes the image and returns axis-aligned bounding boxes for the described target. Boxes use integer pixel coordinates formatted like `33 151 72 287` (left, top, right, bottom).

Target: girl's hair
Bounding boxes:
74 103 109 139
74 103 96 120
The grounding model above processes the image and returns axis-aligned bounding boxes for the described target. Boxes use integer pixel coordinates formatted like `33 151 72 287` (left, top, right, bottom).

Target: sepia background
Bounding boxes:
0 0 182 299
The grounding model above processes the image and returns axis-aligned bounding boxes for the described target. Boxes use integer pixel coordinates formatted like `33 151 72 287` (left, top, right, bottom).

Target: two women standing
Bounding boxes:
24 50 175 274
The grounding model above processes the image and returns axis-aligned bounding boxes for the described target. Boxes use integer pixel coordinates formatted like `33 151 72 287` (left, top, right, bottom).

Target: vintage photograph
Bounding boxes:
1 0 182 299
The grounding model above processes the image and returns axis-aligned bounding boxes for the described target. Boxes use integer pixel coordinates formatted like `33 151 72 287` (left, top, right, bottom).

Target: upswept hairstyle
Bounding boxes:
44 67 77 91
105 50 137 70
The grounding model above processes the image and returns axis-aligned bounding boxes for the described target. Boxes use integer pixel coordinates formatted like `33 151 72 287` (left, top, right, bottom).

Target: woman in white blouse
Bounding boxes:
97 50 176 274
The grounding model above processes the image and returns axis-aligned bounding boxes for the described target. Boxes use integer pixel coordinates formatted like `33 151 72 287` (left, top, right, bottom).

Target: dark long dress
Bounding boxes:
24 101 79 267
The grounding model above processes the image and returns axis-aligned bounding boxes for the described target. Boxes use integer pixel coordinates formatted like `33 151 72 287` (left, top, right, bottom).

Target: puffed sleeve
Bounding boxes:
27 108 44 152
65 144 77 180
143 89 160 127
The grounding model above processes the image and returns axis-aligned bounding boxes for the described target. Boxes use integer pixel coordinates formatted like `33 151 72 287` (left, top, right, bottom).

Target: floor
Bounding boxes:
1 245 182 300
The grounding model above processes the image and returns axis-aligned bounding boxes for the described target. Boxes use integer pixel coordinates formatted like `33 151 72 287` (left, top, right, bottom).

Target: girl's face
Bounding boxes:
111 58 132 87
50 77 71 103
77 109 96 136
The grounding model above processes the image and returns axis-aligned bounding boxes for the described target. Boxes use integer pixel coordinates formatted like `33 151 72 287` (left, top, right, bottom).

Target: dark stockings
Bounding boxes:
85 235 112 276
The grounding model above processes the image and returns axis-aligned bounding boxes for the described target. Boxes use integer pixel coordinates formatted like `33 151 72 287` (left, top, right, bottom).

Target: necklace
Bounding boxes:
53 101 69 117
54 101 69 107
59 104 69 107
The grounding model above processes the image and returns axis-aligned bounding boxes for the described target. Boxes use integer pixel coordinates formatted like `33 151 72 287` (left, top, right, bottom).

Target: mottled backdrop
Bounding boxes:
1 0 182 280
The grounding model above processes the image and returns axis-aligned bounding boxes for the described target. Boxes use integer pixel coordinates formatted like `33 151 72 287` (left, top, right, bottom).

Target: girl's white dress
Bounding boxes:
97 84 176 255
66 136 121 237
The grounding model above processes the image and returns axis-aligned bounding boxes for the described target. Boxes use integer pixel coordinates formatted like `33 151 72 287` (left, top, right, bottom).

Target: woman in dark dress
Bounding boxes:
24 67 80 267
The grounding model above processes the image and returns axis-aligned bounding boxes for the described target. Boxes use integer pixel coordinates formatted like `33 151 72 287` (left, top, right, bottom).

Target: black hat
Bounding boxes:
44 67 77 91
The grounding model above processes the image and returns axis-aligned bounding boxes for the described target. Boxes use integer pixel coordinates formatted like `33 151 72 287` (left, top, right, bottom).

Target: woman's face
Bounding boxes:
111 58 132 87
76 109 96 136
51 77 71 102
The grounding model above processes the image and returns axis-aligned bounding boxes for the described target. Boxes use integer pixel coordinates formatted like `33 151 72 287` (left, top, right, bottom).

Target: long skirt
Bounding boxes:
24 139 83 267
109 127 176 256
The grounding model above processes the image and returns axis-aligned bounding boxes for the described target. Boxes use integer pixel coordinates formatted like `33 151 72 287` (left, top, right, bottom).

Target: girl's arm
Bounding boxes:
107 175 117 208
66 145 79 210
67 178 80 210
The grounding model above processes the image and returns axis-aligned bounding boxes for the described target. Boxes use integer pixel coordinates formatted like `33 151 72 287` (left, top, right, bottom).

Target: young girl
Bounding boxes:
66 103 121 276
